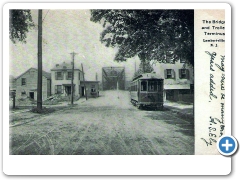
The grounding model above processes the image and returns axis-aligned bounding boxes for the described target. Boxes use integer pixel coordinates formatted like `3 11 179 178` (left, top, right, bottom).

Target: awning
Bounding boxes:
164 84 190 90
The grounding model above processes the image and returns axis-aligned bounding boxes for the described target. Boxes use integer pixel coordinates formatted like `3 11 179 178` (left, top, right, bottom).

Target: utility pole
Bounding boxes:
13 92 16 109
81 63 88 100
70 52 77 105
37 9 43 110
96 72 98 81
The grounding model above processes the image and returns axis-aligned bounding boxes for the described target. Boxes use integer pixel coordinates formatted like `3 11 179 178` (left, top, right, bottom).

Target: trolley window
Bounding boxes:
157 81 162 92
148 81 158 92
141 81 147 91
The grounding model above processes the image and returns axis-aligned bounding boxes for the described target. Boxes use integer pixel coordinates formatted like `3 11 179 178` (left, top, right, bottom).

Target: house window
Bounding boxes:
165 69 175 79
55 72 63 80
67 72 72 80
55 85 62 94
179 69 189 79
79 72 80 80
167 69 172 79
164 69 175 79
21 78 26 85
21 91 26 96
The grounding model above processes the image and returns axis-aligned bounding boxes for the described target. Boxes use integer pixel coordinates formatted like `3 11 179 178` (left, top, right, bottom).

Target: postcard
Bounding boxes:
3 2 232 175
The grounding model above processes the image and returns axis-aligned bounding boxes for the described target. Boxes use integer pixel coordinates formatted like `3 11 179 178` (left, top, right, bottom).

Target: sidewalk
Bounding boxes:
164 100 194 120
9 98 87 127
44 96 94 106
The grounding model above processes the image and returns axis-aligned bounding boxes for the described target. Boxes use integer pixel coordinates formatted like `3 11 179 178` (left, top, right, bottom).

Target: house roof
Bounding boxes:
51 62 81 71
15 68 51 80
132 73 163 81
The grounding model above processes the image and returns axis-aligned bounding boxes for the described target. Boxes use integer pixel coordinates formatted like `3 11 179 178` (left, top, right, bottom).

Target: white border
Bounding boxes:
3 3 232 175
3 2 231 10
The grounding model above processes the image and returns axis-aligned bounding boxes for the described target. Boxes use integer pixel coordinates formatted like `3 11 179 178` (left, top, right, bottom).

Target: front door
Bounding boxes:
29 92 34 99
65 86 71 95
81 86 85 96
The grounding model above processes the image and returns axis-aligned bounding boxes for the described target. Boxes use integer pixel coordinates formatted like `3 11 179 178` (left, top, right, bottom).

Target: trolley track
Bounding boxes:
10 90 194 155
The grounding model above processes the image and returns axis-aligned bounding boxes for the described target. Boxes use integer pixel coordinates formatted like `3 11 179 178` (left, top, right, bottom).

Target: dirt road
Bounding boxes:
10 90 194 155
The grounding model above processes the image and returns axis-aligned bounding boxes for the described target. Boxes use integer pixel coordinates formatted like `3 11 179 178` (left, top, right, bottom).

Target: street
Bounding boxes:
9 90 194 155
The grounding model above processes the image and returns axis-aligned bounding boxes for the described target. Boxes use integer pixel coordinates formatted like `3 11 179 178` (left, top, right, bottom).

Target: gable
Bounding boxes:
15 68 51 80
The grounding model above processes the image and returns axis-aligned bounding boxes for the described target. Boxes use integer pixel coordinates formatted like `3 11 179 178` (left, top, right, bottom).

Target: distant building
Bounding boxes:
9 75 16 97
80 81 100 98
15 68 51 101
153 60 194 102
50 62 83 97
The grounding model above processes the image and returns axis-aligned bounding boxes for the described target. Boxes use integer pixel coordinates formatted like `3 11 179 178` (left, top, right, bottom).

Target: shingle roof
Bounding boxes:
51 62 81 71
15 68 51 80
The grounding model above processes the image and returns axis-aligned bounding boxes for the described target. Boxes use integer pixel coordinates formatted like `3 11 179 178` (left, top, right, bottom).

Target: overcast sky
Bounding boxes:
9 9 141 81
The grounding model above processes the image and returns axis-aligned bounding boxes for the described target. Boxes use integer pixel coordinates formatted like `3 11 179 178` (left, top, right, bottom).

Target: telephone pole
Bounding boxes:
37 10 43 110
70 52 77 105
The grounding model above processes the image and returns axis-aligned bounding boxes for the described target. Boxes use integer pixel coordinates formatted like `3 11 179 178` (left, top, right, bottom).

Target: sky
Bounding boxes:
9 9 141 81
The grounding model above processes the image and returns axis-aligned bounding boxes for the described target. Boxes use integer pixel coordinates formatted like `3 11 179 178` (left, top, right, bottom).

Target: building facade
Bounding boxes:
15 68 51 101
153 60 194 102
80 81 99 98
51 62 83 97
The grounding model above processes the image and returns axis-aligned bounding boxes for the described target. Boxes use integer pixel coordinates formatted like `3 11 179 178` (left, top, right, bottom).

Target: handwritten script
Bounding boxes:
201 51 225 146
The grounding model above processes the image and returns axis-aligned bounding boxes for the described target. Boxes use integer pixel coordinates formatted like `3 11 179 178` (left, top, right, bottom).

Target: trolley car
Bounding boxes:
130 73 164 110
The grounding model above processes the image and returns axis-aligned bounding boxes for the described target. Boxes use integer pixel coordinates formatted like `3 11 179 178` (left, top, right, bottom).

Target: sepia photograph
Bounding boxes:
9 9 195 155
3 1 233 176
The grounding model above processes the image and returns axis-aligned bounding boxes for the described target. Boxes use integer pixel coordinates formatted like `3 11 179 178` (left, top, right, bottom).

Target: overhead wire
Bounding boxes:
42 10 50 24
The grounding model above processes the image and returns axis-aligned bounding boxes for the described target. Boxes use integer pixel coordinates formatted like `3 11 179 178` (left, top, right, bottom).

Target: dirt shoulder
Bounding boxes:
10 105 71 127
